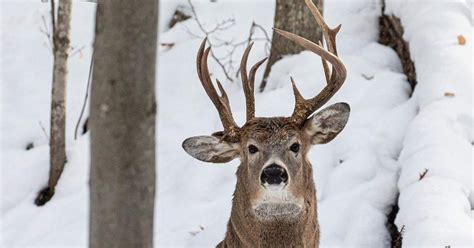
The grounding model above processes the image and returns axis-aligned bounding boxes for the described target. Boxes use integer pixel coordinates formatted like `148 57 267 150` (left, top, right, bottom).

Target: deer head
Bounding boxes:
182 0 349 246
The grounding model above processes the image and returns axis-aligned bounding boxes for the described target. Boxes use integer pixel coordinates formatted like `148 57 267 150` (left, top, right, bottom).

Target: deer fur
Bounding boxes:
217 119 320 247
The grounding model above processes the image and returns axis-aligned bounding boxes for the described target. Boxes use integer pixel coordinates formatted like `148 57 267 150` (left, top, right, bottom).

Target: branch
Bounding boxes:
69 45 86 58
39 15 54 53
418 168 429 180
38 121 50 142
186 0 270 83
74 50 94 140
250 22 271 54
187 0 234 81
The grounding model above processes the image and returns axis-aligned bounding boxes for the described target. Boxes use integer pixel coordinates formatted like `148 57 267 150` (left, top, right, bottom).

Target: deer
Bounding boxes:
182 0 349 247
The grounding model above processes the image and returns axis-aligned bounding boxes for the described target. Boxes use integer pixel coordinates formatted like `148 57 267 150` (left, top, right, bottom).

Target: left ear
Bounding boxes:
303 102 350 145
182 135 240 163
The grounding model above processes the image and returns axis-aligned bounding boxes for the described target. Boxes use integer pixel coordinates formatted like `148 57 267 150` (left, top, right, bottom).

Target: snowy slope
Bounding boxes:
0 0 471 247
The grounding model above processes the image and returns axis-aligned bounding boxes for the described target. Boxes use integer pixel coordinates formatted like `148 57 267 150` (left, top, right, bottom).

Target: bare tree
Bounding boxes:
35 0 72 206
259 0 323 91
89 0 158 247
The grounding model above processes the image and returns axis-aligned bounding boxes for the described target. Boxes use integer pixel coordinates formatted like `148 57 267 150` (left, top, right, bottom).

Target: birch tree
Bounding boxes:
35 0 72 206
89 0 158 247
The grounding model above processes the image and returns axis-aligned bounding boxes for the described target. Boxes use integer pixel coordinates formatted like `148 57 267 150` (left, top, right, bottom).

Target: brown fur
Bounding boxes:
217 117 319 247
183 104 349 247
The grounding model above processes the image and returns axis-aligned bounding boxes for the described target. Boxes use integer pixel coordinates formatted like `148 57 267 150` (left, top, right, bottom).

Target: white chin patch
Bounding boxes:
252 187 303 221
253 203 303 221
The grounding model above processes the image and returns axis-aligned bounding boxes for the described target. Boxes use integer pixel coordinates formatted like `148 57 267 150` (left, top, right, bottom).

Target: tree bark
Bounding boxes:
259 0 323 92
379 4 417 92
89 0 158 247
35 0 72 206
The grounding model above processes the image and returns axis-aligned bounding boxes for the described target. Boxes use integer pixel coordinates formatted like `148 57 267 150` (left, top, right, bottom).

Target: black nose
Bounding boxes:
260 164 288 185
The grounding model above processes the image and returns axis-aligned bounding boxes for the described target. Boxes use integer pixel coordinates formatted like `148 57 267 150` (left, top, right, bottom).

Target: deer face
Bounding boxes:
183 103 349 221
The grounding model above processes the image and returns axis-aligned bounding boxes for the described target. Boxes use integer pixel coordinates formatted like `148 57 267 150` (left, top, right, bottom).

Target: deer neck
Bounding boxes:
221 163 319 247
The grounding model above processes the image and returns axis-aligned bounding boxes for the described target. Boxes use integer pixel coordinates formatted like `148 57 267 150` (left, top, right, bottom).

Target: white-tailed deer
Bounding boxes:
182 0 349 246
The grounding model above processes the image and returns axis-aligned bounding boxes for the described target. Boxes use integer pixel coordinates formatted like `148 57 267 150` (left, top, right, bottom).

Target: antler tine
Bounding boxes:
273 28 346 124
196 38 240 141
273 0 347 126
304 0 340 57
305 0 342 85
240 43 255 121
318 40 331 83
249 57 268 92
240 42 267 121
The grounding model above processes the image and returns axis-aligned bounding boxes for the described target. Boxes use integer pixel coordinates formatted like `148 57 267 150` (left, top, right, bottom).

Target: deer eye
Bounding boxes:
248 145 259 154
290 143 300 153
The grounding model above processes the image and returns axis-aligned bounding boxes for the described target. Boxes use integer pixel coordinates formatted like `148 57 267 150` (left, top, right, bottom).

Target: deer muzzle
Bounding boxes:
260 163 289 186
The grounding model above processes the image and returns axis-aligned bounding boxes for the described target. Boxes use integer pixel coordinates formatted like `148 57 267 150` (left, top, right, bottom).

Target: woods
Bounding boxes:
1 0 472 247
89 0 158 247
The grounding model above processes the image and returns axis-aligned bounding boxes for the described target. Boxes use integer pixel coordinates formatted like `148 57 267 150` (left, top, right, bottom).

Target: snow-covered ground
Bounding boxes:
386 1 473 247
1 0 472 247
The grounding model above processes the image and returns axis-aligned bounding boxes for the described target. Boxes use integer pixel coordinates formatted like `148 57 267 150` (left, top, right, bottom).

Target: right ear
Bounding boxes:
182 135 240 163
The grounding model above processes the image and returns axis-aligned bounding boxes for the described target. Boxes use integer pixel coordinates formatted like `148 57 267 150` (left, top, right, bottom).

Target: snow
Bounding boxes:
385 1 473 247
0 0 472 247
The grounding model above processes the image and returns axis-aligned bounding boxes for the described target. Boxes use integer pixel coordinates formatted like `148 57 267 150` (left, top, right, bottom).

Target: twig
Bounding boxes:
186 0 270 82
207 18 235 33
74 50 94 140
361 73 374 80
418 168 428 180
39 121 50 142
187 0 234 82
234 21 271 77
69 45 86 58
392 225 405 248
40 15 54 53
189 225 206 236
250 22 271 53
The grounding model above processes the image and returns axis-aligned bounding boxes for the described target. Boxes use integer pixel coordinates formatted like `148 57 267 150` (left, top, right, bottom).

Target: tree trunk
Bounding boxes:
35 0 72 206
259 0 323 92
89 0 158 247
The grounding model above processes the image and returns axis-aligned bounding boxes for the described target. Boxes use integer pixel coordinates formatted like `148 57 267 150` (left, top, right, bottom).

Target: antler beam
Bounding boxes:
274 0 347 126
196 38 240 141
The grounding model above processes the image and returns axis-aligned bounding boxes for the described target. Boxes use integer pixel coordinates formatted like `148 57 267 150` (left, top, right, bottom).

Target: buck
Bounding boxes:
182 1 349 247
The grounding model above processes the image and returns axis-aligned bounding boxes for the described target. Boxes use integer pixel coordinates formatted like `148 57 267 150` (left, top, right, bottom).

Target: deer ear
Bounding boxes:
182 135 240 163
304 102 350 145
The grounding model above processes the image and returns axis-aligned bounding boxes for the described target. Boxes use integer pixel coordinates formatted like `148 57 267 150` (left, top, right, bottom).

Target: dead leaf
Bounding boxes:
444 92 455 97
457 35 466 45
160 42 175 48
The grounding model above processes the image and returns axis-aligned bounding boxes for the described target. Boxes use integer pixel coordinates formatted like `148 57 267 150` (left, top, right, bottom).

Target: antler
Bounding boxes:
240 42 267 121
274 0 347 126
196 38 240 141
196 39 267 141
